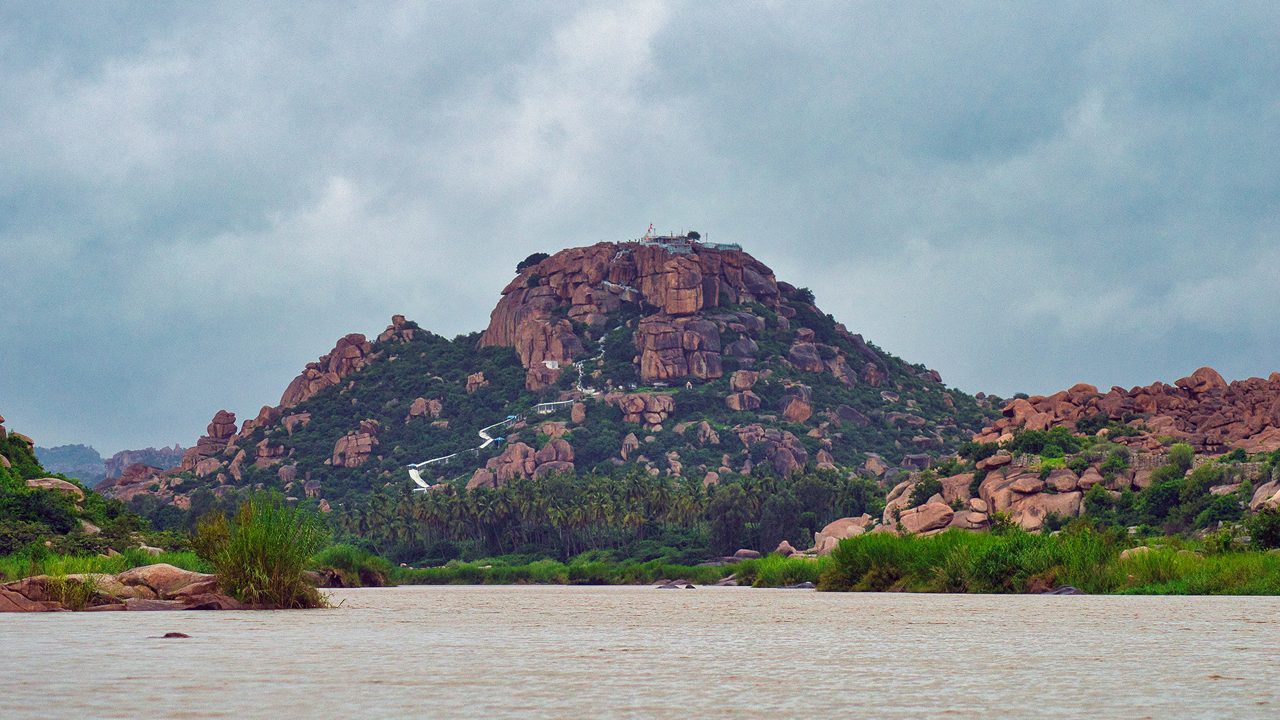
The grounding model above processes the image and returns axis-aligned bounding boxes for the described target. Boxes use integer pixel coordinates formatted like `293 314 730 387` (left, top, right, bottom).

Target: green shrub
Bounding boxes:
194 494 330 608
516 252 550 272
45 573 100 610
1009 427 1082 457
908 475 943 507
1167 444 1195 473
1249 507 1280 549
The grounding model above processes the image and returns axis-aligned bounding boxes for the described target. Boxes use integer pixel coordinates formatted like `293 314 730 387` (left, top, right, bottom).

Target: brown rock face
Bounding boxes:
939 473 974 504
406 397 444 422
97 464 171 502
811 515 876 554
729 370 759 392
726 391 762 412
525 365 563 392
479 241 780 385
465 372 488 394
780 385 813 424
282 412 311 435
468 438 576 489
1175 367 1228 394
620 433 641 460
280 334 374 409
634 315 722 383
377 314 417 344
1010 491 1083 532
787 343 825 373
861 363 887 387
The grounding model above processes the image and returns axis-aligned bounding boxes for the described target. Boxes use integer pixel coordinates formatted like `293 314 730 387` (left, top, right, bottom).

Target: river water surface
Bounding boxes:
2 586 1277 718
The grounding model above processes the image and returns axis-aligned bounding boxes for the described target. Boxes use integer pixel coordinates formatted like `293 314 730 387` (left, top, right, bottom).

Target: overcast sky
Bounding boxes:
3 1 1278 453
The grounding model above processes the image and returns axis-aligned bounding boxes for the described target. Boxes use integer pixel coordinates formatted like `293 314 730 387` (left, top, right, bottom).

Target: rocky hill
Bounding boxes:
874 368 1280 538
103 237 996 521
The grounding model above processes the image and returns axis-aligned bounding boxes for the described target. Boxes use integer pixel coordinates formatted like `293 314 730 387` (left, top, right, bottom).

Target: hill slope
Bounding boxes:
105 237 996 520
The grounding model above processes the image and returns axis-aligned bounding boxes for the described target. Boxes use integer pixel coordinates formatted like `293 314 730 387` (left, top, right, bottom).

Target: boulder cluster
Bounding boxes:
330 420 381 469
467 438 575 489
603 392 675 429
974 367 1280 455
0 564 243 613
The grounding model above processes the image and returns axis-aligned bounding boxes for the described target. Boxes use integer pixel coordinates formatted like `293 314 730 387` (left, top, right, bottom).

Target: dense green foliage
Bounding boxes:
821 525 1280 594
206 329 539 513
0 434 159 554
193 493 330 608
336 469 885 565
1082 450 1273 534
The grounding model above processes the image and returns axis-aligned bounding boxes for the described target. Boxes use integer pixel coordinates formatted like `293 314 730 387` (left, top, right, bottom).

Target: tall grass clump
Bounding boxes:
44 573 100 610
393 557 733 586
733 554 830 587
194 493 330 608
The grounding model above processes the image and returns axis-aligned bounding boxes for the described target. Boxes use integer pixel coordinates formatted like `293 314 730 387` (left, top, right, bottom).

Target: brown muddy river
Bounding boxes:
2 585 1277 718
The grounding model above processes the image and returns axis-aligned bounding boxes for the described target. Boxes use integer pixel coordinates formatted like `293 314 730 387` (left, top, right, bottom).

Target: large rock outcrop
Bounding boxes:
178 410 237 473
279 334 375 409
331 420 380 469
479 240 781 388
736 424 809 477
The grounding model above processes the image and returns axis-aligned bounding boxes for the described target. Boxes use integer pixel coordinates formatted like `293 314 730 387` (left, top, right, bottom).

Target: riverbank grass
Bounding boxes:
0 547 209 581
819 527 1280 594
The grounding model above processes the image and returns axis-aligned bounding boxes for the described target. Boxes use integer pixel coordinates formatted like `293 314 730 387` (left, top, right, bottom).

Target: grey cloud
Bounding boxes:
2 1 1278 452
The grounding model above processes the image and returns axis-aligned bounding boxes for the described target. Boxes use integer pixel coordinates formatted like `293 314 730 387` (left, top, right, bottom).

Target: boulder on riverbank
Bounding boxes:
0 563 249 612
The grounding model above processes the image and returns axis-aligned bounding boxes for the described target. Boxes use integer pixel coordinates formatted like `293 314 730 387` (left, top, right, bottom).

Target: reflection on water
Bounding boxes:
2 586 1277 718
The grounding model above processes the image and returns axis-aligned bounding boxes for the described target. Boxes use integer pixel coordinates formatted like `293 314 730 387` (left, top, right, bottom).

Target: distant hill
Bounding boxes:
35 444 105 487
36 444 185 488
